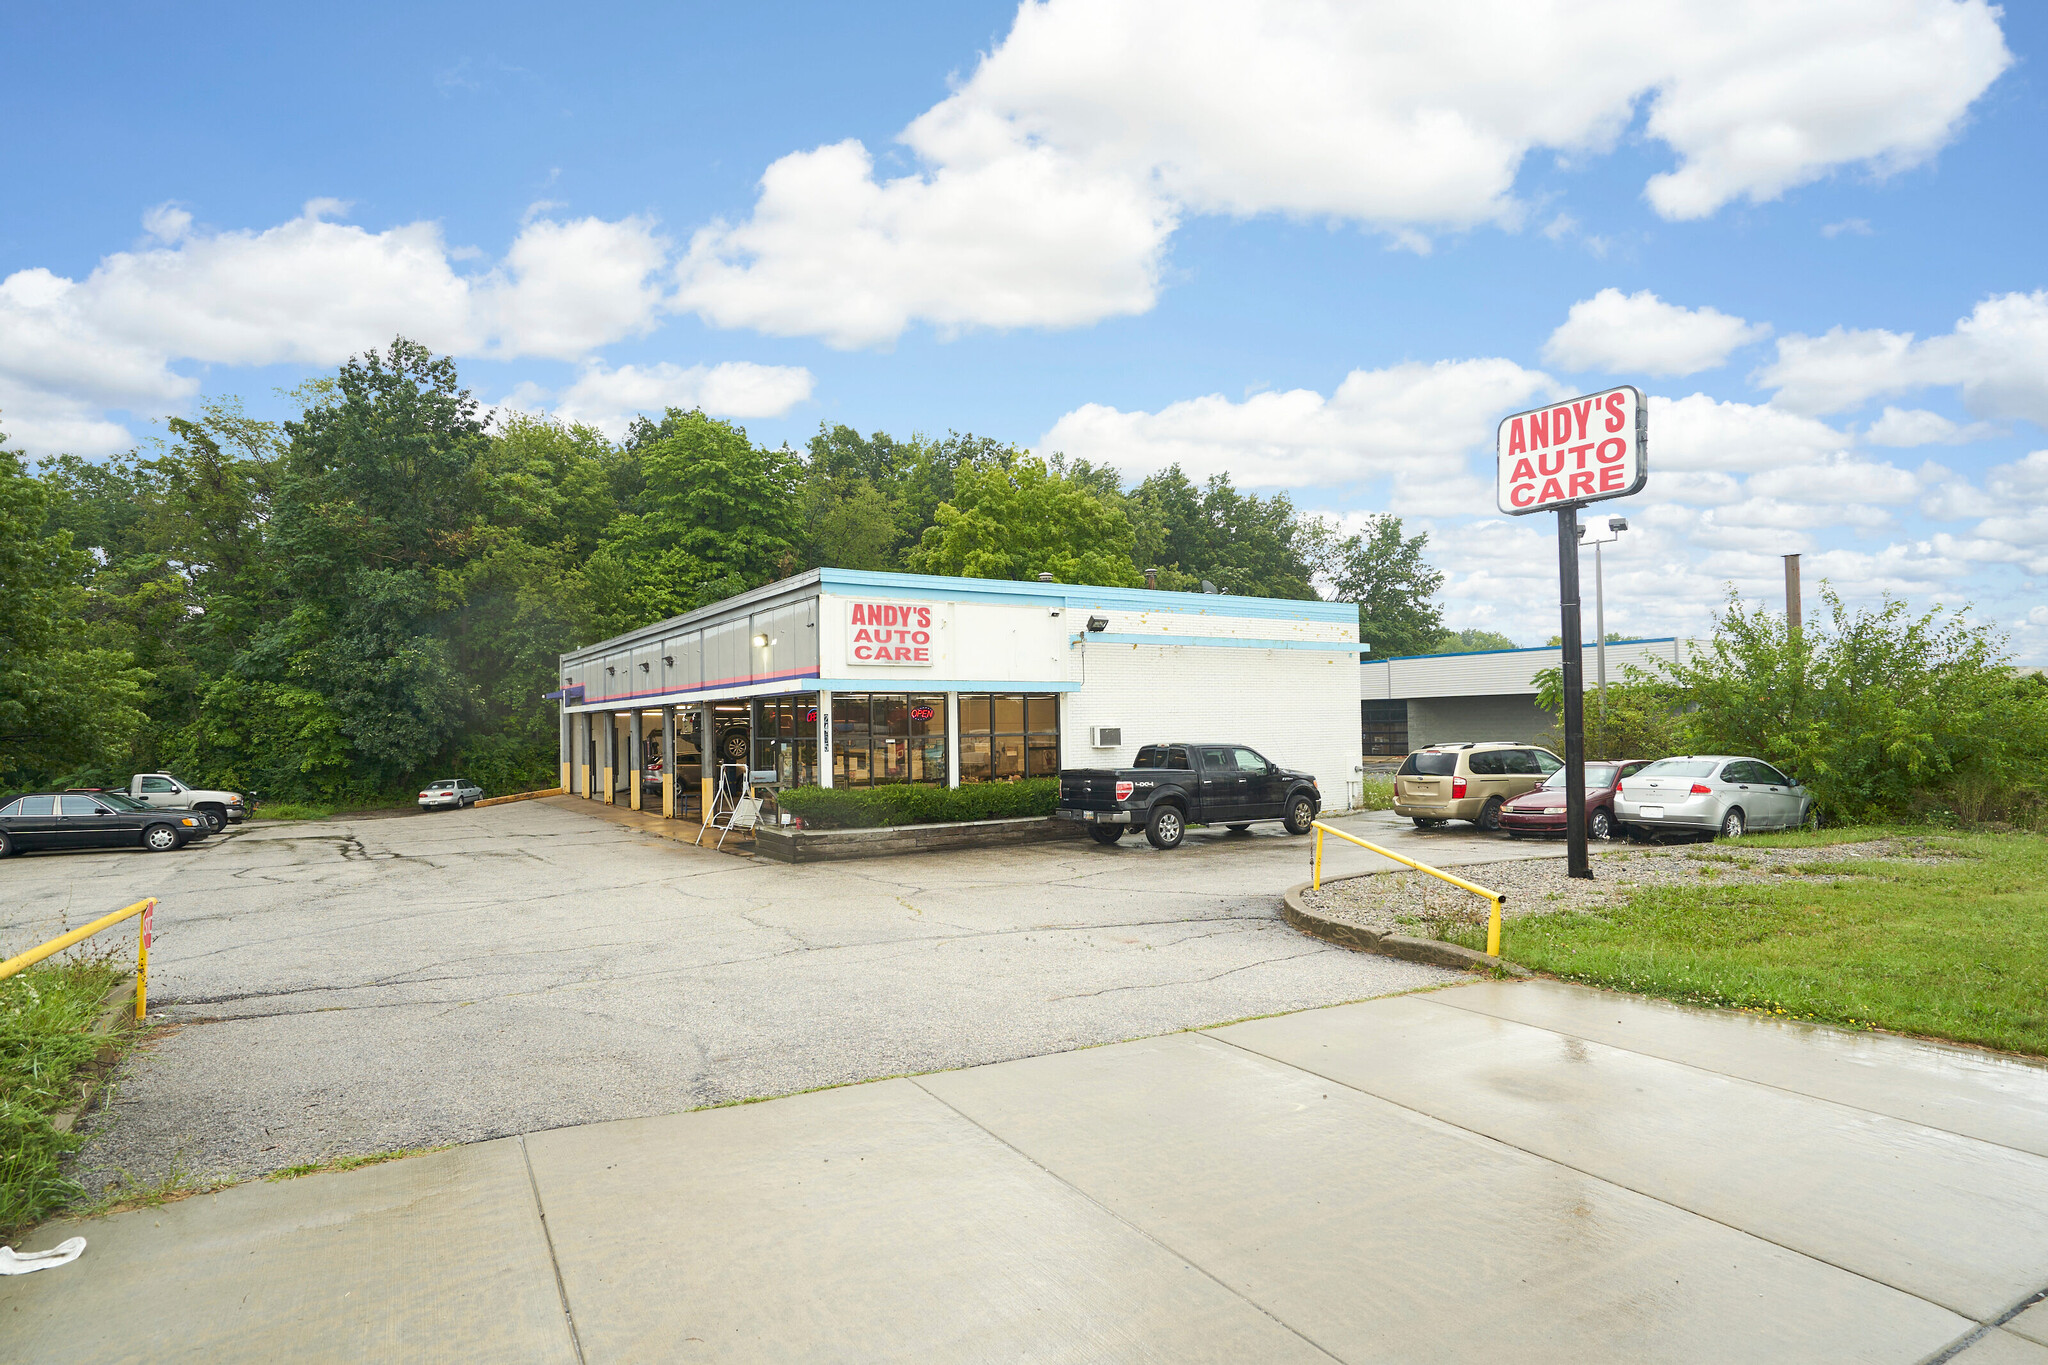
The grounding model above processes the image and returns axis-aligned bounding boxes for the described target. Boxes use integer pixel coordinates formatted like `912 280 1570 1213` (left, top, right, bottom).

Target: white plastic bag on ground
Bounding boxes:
0 1237 85 1274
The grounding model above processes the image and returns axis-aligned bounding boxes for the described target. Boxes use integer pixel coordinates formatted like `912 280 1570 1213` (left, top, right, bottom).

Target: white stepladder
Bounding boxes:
697 763 761 849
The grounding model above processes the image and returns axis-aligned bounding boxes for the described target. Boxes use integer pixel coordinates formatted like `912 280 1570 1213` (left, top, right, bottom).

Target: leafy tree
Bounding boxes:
1439 628 1519 652
910 456 1142 586
1124 466 1321 598
1327 515 1445 658
0 436 147 787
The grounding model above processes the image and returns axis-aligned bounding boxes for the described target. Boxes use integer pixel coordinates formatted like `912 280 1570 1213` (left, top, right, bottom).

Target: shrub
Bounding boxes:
1 952 126 1236
778 778 1059 829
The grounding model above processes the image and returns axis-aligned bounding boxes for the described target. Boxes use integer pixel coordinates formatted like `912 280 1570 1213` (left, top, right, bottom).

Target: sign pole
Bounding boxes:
1556 507 1592 880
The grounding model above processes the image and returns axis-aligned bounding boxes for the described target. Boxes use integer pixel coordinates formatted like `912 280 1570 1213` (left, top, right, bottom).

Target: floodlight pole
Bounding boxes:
1556 507 1592 879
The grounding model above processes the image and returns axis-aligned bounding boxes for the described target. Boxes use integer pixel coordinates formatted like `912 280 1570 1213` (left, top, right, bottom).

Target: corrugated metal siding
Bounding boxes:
1362 638 1695 700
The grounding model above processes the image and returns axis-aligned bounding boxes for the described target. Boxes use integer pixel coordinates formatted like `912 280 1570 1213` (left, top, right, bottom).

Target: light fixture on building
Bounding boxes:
752 633 769 648
663 655 674 666
639 661 650 671
605 665 615 675
1086 616 1109 632
1037 572 1054 582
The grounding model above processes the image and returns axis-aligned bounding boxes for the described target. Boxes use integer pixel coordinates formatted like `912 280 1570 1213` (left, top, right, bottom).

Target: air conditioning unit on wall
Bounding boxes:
1089 726 1121 748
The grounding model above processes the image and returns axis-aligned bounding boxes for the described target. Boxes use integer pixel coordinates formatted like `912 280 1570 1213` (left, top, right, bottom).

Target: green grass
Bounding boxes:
1357 775 1396 811
0 952 130 1237
252 802 336 821
266 1145 453 1181
1461 827 2048 1057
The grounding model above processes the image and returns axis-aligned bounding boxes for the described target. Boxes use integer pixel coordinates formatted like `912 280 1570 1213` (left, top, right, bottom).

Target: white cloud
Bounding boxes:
0 201 678 454
1040 358 1559 505
1821 218 1873 238
540 361 816 437
1758 291 2048 424
1863 405 1999 446
676 138 1173 350
680 0 2009 345
1543 289 1769 377
1649 394 1848 473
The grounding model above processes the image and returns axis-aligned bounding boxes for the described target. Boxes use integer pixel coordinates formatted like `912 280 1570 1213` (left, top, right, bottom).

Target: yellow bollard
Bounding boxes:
1313 826 1324 889
136 899 153 1021
1486 895 1502 958
662 772 674 819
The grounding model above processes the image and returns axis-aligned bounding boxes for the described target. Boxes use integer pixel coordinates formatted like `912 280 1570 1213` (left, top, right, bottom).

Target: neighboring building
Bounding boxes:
553 568 1368 821
1360 638 1698 755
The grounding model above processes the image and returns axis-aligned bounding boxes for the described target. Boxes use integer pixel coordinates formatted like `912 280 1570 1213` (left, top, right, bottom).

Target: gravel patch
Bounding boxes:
1299 837 1954 940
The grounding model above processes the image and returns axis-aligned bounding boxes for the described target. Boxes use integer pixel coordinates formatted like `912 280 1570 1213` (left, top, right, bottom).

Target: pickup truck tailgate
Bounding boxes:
1059 771 1124 811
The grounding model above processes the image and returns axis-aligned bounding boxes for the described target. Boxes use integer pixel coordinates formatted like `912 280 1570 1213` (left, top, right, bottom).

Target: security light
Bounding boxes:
752 633 769 648
1086 616 1109 632
663 655 674 666
639 661 650 671
605 666 615 675
1608 516 1628 533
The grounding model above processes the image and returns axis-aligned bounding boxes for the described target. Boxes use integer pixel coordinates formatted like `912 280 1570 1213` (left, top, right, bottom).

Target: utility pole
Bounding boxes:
1784 553 1802 636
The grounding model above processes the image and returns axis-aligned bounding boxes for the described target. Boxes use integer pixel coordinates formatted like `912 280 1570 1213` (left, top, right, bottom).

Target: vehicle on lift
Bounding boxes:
1056 743 1321 850
0 791 206 856
125 772 248 832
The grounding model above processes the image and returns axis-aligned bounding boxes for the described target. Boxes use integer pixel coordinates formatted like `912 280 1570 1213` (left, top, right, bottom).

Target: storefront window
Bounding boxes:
830 693 949 788
956 693 1059 784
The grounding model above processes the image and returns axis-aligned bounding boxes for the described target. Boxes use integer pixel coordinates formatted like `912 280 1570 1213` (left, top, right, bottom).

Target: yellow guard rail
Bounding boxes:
0 897 157 1021
1310 822 1507 957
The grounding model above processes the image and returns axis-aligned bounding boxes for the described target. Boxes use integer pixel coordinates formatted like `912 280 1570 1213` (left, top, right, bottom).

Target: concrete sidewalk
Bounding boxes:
8 979 2048 1363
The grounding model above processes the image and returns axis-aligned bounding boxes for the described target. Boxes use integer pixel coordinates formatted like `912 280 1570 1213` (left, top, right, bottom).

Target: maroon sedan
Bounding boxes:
1499 759 1651 841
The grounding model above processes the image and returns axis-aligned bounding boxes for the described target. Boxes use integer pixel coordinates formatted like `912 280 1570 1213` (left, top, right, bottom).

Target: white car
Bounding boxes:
1615 755 1812 839
418 779 483 811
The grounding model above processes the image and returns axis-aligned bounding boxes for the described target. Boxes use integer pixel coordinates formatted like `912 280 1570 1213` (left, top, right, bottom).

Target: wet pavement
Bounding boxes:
8 978 2045 1362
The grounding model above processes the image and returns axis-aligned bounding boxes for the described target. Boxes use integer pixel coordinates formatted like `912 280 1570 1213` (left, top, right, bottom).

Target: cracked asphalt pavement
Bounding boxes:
0 801 1566 1187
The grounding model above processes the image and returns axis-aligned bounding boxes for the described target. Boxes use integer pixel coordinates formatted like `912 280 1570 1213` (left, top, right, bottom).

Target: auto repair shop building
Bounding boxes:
1360 637 1699 756
553 568 1367 821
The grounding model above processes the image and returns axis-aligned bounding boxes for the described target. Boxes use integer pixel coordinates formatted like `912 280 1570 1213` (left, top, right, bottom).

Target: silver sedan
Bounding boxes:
417 779 483 811
1614 755 1812 839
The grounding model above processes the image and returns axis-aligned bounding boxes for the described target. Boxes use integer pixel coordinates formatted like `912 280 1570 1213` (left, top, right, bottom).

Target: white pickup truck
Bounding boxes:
128 773 248 832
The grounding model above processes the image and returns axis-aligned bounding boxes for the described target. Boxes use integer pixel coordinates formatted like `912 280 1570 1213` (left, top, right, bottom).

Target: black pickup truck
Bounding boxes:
1057 743 1321 850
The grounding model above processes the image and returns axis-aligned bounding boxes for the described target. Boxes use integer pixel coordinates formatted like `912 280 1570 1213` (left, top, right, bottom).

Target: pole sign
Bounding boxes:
1496 385 1646 516
1492 384 1648 882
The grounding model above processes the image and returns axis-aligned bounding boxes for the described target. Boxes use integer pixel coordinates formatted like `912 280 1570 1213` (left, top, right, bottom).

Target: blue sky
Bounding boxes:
4 1 2044 657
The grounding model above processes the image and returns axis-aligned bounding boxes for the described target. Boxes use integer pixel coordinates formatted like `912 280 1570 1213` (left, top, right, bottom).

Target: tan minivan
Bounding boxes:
1393 742 1563 831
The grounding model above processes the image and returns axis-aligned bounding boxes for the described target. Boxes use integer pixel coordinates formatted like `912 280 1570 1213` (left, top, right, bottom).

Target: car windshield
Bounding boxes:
1639 759 1718 778
1399 752 1458 776
427 780 457 789
1541 764 1617 789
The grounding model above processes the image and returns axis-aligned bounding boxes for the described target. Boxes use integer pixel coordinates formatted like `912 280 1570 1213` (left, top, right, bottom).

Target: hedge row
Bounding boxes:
777 778 1059 829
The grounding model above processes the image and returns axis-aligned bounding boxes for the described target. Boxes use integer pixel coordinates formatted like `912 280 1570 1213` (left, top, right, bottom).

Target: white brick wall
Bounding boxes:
1061 641 1363 811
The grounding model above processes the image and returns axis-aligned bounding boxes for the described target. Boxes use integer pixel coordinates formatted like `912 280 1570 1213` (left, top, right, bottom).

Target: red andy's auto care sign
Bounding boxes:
1497 385 1647 515
849 601 934 665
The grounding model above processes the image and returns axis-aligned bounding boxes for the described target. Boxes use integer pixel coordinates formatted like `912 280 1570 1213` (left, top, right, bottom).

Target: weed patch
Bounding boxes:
0 953 131 1237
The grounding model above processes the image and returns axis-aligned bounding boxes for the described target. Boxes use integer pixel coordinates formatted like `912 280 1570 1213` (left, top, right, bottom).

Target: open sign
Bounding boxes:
909 706 936 721
1497 385 1647 515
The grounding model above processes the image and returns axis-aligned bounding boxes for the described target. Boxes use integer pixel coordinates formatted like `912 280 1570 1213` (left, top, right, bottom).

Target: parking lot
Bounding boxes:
0 800 1570 1189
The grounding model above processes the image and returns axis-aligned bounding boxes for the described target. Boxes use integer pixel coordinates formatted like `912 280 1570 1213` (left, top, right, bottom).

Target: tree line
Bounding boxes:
1 338 1469 803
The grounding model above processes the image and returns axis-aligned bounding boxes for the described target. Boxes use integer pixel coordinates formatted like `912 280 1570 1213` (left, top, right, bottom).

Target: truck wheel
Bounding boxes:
144 824 181 852
1088 825 1124 845
1283 795 1315 835
195 806 226 833
1476 797 1504 832
1145 805 1185 850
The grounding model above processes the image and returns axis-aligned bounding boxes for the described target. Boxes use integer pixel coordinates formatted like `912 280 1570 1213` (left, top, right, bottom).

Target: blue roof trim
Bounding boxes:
1079 633 1367 653
818 567 1356 623
1366 636 1675 664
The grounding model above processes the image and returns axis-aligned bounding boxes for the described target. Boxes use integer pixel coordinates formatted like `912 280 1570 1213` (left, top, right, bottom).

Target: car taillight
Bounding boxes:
1452 777 1467 798
1690 783 1712 795
1114 781 1134 801
419 792 431 798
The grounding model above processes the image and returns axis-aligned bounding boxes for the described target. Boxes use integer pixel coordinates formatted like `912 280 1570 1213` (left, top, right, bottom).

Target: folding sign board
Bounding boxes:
1496 385 1647 515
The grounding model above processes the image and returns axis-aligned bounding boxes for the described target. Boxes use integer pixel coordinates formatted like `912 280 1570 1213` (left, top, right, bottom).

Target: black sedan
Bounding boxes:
0 791 206 856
